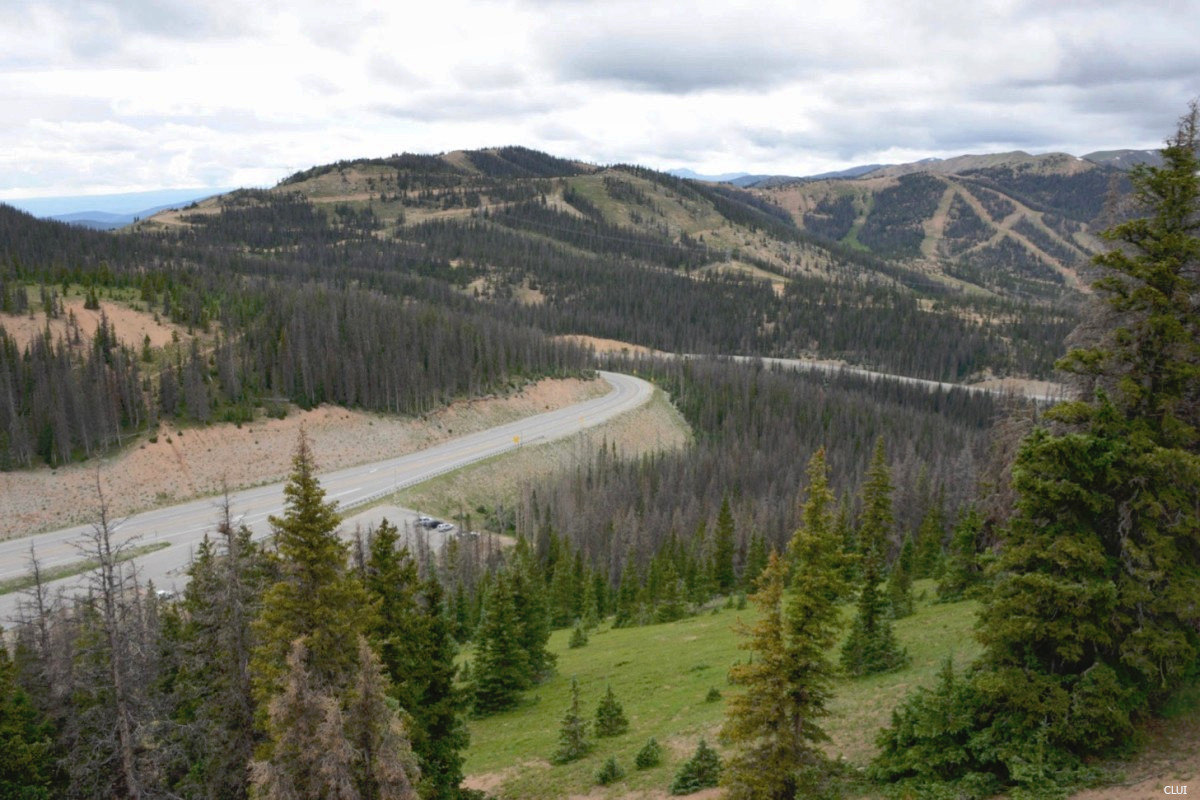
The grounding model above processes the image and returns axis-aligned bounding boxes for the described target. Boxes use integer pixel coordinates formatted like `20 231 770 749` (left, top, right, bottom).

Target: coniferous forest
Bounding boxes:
0 104 1198 799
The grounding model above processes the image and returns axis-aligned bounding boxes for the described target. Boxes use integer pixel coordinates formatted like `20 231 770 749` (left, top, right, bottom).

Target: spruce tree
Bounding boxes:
568 620 589 649
722 448 846 800
974 101 1200 760
635 738 663 769
410 574 469 800
509 539 556 681
551 677 592 764
365 518 422 712
0 637 54 799
471 572 529 715
886 534 915 619
174 500 272 800
251 431 371 712
935 507 985 602
594 684 629 737
712 495 736 594
841 438 907 676
912 488 946 578
670 739 721 795
365 523 467 799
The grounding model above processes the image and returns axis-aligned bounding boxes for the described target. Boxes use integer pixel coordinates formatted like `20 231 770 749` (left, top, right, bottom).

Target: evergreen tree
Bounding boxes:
551 677 592 765
722 449 846 800
509 539 556 681
935 507 986 602
251 431 371 712
712 495 736 594
595 756 625 786
635 738 663 769
410 575 469 800
471 571 529 715
568 620 588 649
594 684 629 737
580 575 600 629
886 534 915 619
365 519 421 713
0 636 55 799
973 101 1200 762
250 639 357 799
840 438 907 676
912 488 946 578
251 638 419 800
365 522 467 800
344 637 421 800
173 500 272 800
742 532 768 590
653 561 687 624
670 739 721 795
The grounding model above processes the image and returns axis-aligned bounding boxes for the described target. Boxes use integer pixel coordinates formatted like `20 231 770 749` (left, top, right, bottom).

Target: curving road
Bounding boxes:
0 370 653 622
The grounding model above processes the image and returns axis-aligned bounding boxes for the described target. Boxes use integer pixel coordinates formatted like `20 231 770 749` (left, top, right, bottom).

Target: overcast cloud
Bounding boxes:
2 0 1197 199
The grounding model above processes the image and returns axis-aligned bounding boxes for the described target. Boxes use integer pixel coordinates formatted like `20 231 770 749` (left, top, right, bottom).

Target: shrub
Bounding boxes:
635 738 663 770
670 739 721 795
595 684 629 737
595 756 625 786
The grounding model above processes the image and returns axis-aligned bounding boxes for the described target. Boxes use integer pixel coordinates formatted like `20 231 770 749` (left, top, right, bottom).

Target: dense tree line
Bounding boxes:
0 313 146 467
499 357 1001 614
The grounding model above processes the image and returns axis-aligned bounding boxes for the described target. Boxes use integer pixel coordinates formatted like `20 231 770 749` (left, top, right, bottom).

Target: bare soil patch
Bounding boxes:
0 299 186 353
1069 712 1200 799
552 335 668 358
0 377 607 538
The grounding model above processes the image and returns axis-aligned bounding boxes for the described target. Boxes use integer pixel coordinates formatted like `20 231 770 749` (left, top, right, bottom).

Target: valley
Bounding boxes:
0 122 1196 800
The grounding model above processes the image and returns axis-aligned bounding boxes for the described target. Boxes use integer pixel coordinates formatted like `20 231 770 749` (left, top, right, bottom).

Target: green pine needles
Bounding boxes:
551 677 592 765
840 438 908 676
594 684 629 737
670 739 721 795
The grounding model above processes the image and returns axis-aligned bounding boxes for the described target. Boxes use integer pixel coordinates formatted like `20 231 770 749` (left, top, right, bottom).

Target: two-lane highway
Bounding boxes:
0 370 653 621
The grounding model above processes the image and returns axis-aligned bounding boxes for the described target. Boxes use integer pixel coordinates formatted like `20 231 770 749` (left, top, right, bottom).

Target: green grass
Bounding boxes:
0 541 172 595
463 581 981 798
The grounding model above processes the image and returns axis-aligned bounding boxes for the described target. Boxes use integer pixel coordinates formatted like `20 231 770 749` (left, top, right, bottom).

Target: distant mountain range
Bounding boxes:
6 188 232 230
669 149 1162 188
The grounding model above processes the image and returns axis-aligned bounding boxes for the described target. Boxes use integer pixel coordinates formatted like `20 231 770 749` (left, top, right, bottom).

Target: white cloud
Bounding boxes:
1 0 1198 198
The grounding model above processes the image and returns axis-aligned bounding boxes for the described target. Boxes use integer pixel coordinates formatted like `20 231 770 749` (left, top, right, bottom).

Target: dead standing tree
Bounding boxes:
73 474 146 800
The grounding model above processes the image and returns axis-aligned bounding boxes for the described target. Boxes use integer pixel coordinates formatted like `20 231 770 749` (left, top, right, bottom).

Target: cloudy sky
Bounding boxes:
2 0 1198 200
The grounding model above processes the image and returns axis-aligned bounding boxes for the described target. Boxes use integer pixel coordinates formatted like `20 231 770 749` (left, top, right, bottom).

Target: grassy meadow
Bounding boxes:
462 580 981 798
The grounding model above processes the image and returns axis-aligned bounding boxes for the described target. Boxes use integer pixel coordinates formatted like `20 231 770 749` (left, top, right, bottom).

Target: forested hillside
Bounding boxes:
1 144 1083 469
763 151 1127 301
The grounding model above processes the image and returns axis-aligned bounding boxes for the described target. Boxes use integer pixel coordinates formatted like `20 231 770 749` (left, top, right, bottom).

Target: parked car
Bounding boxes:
436 522 454 533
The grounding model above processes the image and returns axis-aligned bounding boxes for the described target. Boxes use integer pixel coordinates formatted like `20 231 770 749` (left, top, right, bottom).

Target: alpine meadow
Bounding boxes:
2 73 1200 800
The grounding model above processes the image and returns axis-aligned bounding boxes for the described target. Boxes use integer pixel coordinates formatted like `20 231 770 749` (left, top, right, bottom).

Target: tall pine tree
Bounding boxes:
840 438 907 676
722 449 846 799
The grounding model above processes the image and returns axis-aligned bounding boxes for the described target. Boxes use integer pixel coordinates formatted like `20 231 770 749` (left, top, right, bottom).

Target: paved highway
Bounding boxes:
0 370 653 622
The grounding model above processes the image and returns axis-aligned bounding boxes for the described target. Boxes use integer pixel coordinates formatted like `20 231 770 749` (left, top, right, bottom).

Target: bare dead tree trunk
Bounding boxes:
83 474 143 800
